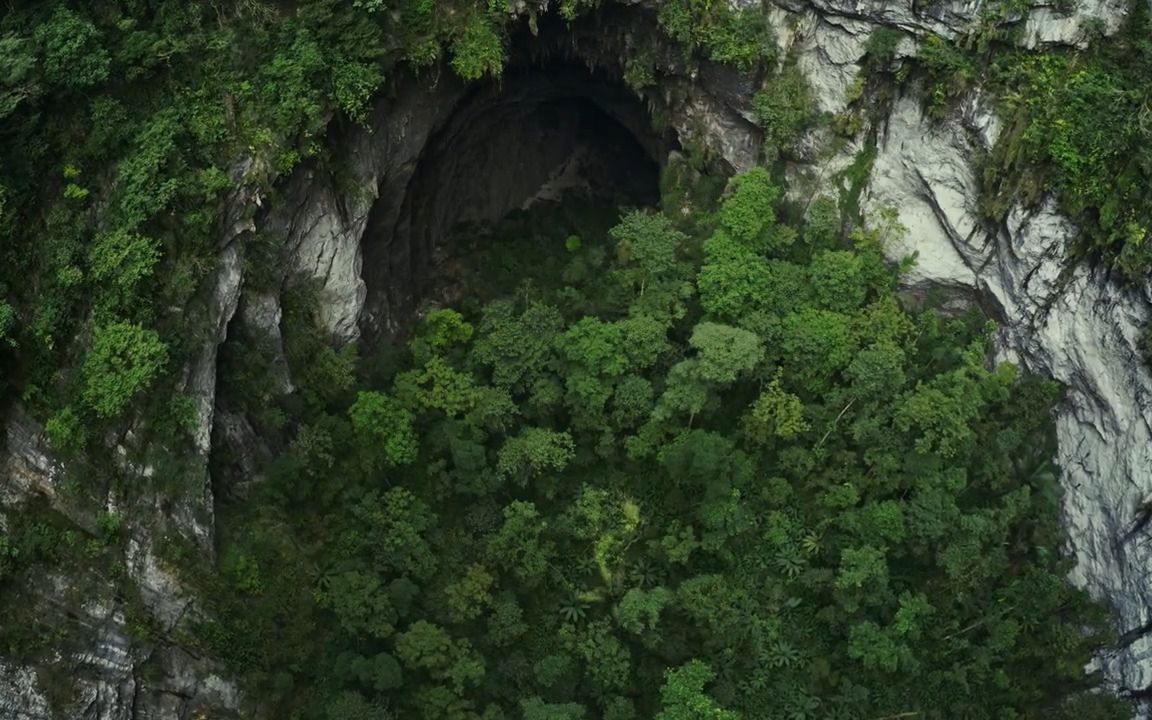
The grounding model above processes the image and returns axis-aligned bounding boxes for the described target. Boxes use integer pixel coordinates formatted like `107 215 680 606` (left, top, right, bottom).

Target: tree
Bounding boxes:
617 586 672 635
618 314 672 369
496 427 575 484
332 650 404 692
688 322 764 384
808 250 868 313
81 321 168 418
488 501 555 586
349 488 439 580
611 210 686 280
87 229 160 314
410 308 474 363
349 391 419 468
779 309 858 393
520 698 587 720
396 620 485 692
444 563 494 623
555 317 629 378
33 7 110 90
565 485 642 587
743 372 808 443
846 341 907 400
847 620 914 673
753 65 812 160
323 691 393 720
395 357 481 418
611 374 654 429
655 660 741 720
660 430 754 492
450 13 505 80
486 595 527 647
718 168 782 253
473 300 564 391
568 620 632 694
697 231 773 320
653 360 711 422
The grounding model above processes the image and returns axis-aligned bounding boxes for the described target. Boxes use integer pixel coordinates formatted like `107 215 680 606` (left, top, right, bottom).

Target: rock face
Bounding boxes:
0 168 253 717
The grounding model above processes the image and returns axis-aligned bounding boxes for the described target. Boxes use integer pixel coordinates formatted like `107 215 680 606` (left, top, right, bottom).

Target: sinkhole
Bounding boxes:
361 12 681 335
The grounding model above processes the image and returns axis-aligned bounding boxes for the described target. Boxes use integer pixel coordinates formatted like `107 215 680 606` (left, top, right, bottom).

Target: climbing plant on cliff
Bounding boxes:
192 167 1128 720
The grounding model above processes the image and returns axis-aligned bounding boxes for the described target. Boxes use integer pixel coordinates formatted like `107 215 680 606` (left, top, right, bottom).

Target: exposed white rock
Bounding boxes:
765 0 1130 114
1022 0 1128 48
0 663 53 720
188 243 245 462
180 158 265 555
782 0 982 38
282 169 373 344
675 91 763 171
866 94 984 288
125 536 193 632
1 405 64 506
793 13 872 115
187 157 265 460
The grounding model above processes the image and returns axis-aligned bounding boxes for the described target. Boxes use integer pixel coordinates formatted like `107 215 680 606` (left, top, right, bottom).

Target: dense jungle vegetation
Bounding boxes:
0 0 1148 718
188 168 1131 719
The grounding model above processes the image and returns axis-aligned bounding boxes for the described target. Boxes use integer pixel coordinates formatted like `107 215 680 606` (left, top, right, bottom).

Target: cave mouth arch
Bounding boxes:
361 29 680 338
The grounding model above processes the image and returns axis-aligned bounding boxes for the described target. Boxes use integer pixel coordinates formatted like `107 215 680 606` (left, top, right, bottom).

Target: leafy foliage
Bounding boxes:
657 0 776 69
753 65 813 160
81 321 168 419
194 169 1123 720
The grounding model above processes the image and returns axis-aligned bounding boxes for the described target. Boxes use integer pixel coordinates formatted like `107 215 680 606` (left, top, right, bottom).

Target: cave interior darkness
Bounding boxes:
362 11 681 331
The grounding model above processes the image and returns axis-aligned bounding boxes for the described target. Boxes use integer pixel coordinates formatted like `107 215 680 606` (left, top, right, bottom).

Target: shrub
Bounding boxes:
81 321 168 419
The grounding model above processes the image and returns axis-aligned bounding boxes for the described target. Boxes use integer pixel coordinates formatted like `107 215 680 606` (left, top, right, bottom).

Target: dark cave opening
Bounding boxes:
361 48 678 336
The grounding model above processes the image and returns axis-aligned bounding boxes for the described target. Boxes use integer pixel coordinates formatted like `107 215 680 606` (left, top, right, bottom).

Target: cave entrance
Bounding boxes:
362 33 678 336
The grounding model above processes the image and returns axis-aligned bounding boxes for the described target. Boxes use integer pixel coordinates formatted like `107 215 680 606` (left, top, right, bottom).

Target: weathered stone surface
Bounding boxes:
239 292 293 395
280 170 372 344
1021 0 1129 48
0 663 53 720
1 405 65 507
